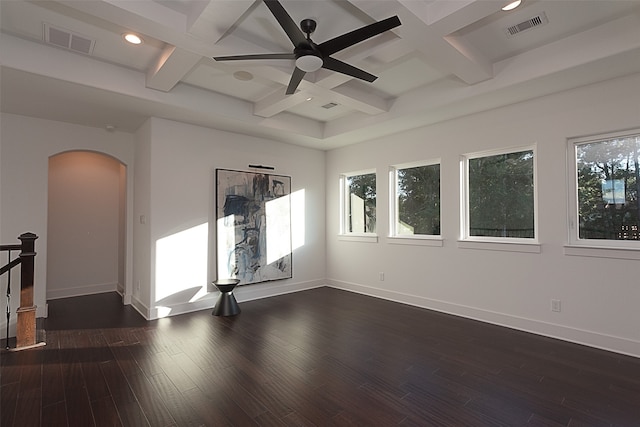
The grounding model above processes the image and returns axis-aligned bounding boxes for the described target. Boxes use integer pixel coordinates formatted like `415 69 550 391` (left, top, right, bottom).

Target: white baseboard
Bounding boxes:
130 294 150 319
37 303 48 318
235 278 325 304
326 279 640 359
46 282 117 300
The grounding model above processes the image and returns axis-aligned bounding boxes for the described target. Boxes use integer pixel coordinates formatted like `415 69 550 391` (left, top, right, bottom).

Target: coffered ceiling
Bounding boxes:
1 0 639 150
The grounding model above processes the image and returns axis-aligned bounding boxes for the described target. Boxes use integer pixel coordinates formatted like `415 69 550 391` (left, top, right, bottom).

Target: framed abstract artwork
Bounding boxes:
215 169 292 285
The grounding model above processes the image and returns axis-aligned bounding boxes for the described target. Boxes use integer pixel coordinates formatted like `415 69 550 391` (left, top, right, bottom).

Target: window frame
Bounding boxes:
460 145 539 249
566 128 640 255
388 159 443 246
339 169 378 240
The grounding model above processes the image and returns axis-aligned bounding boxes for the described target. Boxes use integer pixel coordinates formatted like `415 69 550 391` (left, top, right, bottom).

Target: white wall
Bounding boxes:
132 117 326 319
47 151 122 299
132 119 152 312
326 73 640 357
0 113 135 332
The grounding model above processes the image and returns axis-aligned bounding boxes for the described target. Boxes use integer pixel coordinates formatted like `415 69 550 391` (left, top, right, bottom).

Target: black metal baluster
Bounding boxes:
5 249 10 349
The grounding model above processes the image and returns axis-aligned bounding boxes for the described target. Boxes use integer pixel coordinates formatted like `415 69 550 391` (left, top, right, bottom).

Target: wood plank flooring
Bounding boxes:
1 287 639 426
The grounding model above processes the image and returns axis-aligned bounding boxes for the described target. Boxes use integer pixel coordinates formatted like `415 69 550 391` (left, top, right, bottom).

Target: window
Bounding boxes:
462 147 536 242
390 161 440 237
568 130 639 248
341 171 376 234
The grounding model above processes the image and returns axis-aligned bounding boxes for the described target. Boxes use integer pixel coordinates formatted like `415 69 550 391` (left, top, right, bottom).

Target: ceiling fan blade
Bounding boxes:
322 57 377 82
214 53 296 61
286 67 306 94
263 0 307 47
318 16 401 56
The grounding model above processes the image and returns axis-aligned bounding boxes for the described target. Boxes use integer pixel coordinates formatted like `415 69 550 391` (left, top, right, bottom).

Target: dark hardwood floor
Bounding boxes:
1 287 639 426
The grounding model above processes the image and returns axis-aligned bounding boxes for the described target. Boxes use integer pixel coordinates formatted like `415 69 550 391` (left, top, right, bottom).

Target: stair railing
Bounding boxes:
0 232 38 349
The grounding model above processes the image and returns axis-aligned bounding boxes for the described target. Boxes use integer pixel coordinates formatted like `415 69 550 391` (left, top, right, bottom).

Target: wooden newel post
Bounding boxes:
16 232 38 348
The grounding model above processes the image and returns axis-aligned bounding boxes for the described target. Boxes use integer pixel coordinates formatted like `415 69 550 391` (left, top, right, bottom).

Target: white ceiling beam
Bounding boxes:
350 0 495 85
146 45 203 92
101 0 187 32
253 89 309 118
186 1 255 43
185 0 211 31
423 0 504 32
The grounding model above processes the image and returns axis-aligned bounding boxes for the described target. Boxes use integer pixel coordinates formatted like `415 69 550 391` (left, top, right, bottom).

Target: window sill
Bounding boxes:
388 236 443 247
457 240 541 253
338 234 378 243
564 245 640 260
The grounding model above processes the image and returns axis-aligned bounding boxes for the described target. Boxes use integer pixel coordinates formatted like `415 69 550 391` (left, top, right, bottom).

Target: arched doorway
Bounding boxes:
46 151 126 300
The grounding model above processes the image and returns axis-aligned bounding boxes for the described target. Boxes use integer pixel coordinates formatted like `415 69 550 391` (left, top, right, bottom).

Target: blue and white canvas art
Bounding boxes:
216 169 292 285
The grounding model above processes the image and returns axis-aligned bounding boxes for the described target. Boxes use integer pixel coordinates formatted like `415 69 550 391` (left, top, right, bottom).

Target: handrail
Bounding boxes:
0 257 21 276
0 244 21 251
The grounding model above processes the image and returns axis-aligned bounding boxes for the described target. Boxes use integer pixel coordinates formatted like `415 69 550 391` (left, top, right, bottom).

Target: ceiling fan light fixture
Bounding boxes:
295 55 323 73
502 0 522 11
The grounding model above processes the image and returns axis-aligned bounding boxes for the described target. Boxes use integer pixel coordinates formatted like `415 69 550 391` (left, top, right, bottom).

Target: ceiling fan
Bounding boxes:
213 0 401 95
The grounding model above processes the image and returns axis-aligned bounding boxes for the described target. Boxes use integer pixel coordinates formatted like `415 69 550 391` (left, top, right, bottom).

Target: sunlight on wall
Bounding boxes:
217 214 235 280
266 195 292 264
291 189 305 251
265 188 306 263
155 222 209 313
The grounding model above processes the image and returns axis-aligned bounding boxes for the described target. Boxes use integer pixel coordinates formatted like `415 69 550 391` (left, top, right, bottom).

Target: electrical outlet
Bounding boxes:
136 280 141 291
551 299 561 312
379 272 384 281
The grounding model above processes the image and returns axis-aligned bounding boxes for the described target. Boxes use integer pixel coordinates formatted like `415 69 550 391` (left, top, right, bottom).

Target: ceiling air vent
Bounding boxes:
44 23 95 55
322 102 339 109
505 12 548 37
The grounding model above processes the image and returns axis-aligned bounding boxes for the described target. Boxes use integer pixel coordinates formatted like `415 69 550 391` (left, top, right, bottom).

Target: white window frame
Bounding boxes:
339 169 378 242
565 129 640 259
460 145 540 253
388 159 443 247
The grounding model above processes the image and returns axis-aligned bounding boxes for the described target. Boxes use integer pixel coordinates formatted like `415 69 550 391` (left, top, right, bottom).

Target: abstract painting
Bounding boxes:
216 169 292 285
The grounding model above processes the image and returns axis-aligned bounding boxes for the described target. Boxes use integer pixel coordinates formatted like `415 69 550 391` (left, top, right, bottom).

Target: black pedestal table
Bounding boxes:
212 278 241 316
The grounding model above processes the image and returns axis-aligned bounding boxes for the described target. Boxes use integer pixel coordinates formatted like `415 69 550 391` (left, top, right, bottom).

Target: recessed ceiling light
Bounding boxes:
502 0 522 11
306 97 313 101
123 33 143 45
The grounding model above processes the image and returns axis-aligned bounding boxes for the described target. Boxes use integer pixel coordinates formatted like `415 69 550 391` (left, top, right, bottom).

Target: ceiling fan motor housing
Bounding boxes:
300 18 316 37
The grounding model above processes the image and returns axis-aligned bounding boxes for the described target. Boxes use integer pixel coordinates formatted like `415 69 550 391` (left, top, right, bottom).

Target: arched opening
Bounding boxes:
46 151 127 301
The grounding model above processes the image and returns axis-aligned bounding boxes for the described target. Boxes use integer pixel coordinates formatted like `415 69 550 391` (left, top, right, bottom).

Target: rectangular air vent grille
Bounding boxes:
44 23 95 55
322 102 338 109
505 12 548 37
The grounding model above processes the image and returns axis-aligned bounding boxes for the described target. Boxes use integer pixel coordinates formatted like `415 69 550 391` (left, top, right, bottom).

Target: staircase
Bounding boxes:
1 232 43 350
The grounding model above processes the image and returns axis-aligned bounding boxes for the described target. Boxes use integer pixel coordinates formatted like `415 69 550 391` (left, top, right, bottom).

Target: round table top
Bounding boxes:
213 278 240 286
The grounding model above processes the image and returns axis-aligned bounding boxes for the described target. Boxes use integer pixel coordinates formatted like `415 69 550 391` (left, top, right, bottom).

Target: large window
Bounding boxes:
341 171 376 234
569 130 639 247
390 161 440 237
462 147 536 241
